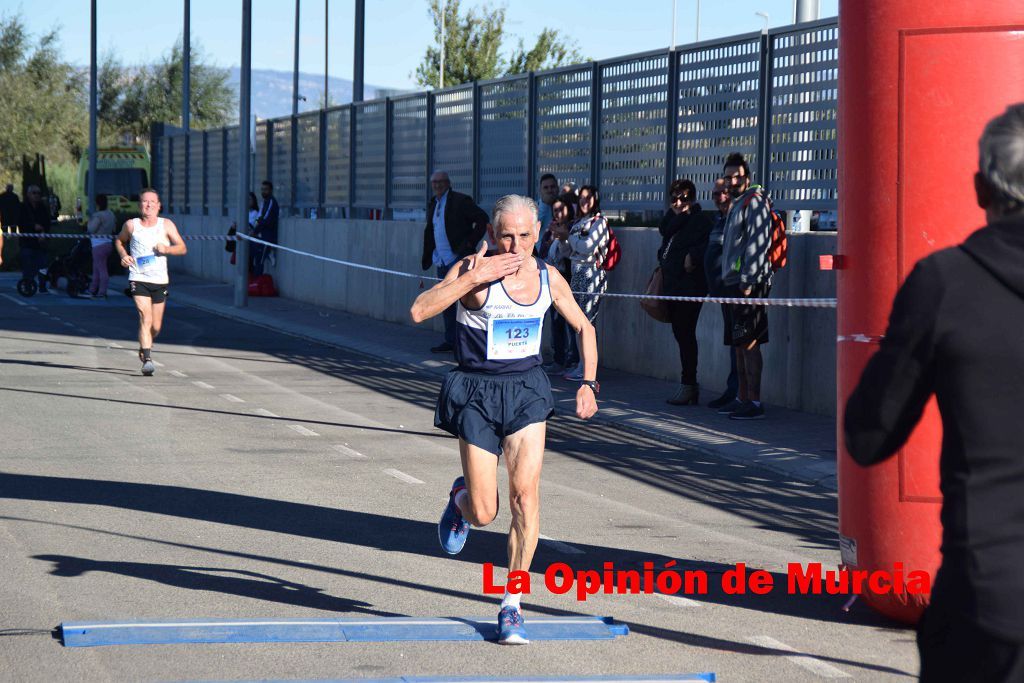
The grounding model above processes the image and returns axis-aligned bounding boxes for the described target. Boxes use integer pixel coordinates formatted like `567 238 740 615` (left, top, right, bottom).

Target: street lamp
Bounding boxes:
755 11 770 33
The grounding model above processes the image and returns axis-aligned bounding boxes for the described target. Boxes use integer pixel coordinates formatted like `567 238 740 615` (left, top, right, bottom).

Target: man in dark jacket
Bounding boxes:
0 184 20 228
845 103 1024 683
18 185 51 293
421 170 489 353
251 180 279 277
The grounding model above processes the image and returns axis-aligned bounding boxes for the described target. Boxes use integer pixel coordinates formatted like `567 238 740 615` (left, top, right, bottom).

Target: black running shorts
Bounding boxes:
434 366 555 456
130 280 169 304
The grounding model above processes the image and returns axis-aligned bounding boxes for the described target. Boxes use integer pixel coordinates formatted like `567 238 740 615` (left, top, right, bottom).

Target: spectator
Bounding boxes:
421 170 490 354
18 185 51 293
247 192 259 231
558 184 608 381
845 103 1024 683
704 177 740 409
719 152 773 420
540 193 579 376
536 173 559 236
659 179 712 405
85 194 117 298
0 184 20 228
47 192 62 221
250 180 279 277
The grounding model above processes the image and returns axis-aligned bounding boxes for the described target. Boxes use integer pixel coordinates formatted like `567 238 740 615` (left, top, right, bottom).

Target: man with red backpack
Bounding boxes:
718 152 776 420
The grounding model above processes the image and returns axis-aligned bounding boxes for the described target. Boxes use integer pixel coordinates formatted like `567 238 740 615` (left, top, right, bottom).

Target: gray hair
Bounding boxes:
979 103 1024 215
492 194 538 231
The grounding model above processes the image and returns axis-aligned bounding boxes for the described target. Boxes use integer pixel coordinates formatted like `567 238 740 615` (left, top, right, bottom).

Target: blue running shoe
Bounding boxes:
497 605 529 645
438 476 470 555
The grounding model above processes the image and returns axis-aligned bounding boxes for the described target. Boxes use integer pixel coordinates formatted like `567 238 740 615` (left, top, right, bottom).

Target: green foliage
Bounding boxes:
0 13 87 187
100 40 236 143
46 161 78 216
414 0 586 88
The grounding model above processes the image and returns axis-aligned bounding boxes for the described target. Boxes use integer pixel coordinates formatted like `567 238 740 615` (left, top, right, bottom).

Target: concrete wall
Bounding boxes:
169 215 837 416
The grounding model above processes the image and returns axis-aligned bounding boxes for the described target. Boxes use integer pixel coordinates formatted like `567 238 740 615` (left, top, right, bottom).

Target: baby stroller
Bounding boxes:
45 237 93 298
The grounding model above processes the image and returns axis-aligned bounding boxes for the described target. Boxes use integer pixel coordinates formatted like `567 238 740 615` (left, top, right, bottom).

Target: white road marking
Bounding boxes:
219 393 245 403
655 593 702 608
109 342 123 348
169 370 188 378
192 381 215 390
538 533 585 555
383 468 424 484
254 408 279 418
332 444 367 459
1 293 27 306
288 424 319 437
747 636 851 678
153 361 165 368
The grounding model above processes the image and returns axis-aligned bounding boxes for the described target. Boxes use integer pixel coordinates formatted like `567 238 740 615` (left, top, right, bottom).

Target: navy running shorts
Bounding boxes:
434 366 555 456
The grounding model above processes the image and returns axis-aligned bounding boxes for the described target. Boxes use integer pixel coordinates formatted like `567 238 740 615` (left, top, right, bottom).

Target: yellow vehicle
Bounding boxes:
76 146 151 218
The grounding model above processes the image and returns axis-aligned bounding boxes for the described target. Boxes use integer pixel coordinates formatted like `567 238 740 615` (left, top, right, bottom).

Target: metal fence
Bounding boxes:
153 19 838 218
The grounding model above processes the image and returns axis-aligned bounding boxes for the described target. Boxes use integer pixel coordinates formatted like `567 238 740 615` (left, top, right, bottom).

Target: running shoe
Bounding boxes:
707 392 737 410
141 359 156 376
438 476 470 554
497 605 529 645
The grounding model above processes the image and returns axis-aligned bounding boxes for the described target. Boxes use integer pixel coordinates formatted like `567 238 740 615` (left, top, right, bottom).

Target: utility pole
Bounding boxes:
235 0 253 308
88 0 97 215
293 0 301 116
324 0 328 107
440 0 446 89
794 0 820 23
353 0 365 101
183 0 191 131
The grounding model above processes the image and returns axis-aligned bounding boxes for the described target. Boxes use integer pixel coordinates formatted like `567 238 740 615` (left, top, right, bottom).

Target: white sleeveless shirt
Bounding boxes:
128 217 170 284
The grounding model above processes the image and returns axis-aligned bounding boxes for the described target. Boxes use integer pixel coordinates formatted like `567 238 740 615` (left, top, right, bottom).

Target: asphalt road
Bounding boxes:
0 283 918 682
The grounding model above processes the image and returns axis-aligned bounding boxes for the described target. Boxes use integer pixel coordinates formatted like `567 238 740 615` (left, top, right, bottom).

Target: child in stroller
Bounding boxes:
45 237 93 298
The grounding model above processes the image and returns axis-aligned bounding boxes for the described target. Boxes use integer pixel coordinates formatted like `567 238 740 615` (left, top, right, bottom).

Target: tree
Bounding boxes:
414 0 585 89
0 14 87 187
100 39 236 144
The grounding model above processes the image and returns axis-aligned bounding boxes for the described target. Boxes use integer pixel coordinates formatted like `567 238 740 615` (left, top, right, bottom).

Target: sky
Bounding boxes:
9 0 838 91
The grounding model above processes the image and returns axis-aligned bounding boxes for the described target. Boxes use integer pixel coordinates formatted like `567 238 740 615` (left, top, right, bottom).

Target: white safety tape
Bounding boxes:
238 234 837 308
0 229 835 307
837 334 884 343
1 231 231 241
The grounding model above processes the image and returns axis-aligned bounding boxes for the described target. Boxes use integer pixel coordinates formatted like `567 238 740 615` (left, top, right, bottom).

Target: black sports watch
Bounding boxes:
580 380 600 395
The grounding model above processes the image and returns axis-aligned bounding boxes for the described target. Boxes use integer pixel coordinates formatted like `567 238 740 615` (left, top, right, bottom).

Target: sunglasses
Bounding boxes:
671 194 694 202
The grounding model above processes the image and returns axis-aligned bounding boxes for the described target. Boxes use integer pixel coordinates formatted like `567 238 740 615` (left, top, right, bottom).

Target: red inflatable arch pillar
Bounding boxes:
837 2 1024 624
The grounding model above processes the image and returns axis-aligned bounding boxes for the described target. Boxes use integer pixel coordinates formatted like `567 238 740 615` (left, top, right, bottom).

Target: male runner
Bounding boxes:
410 194 599 645
114 188 187 376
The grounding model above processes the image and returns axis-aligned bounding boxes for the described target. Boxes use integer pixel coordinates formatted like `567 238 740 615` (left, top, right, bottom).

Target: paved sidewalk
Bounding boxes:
150 273 839 490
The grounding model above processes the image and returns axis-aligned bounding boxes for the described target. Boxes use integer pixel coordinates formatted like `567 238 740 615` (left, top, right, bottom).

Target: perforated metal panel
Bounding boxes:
255 121 269 189
767 25 838 211
535 67 592 192
187 131 204 213
354 102 386 207
223 127 242 210
324 107 350 207
432 86 474 195
171 136 186 213
295 113 321 208
600 55 669 209
477 78 528 212
156 137 170 201
390 95 428 209
271 119 292 206
206 130 224 215
676 38 762 203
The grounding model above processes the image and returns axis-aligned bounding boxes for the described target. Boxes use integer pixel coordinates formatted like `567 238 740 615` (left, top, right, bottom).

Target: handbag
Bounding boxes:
640 266 671 323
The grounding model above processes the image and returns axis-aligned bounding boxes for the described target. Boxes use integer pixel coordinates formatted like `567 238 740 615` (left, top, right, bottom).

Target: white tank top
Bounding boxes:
128 217 169 284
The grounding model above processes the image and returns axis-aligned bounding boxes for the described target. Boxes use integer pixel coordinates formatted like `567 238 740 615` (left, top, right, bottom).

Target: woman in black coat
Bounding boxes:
658 178 712 405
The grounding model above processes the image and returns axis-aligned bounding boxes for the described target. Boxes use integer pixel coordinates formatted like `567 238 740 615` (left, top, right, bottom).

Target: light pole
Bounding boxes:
439 0 446 89
755 11 770 33
695 0 701 42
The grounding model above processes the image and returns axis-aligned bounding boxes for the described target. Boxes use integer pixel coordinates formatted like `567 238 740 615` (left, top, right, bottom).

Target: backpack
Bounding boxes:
601 227 622 271
742 189 788 272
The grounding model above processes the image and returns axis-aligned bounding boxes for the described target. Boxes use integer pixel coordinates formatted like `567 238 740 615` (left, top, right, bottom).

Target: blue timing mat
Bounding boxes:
60 615 630 648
